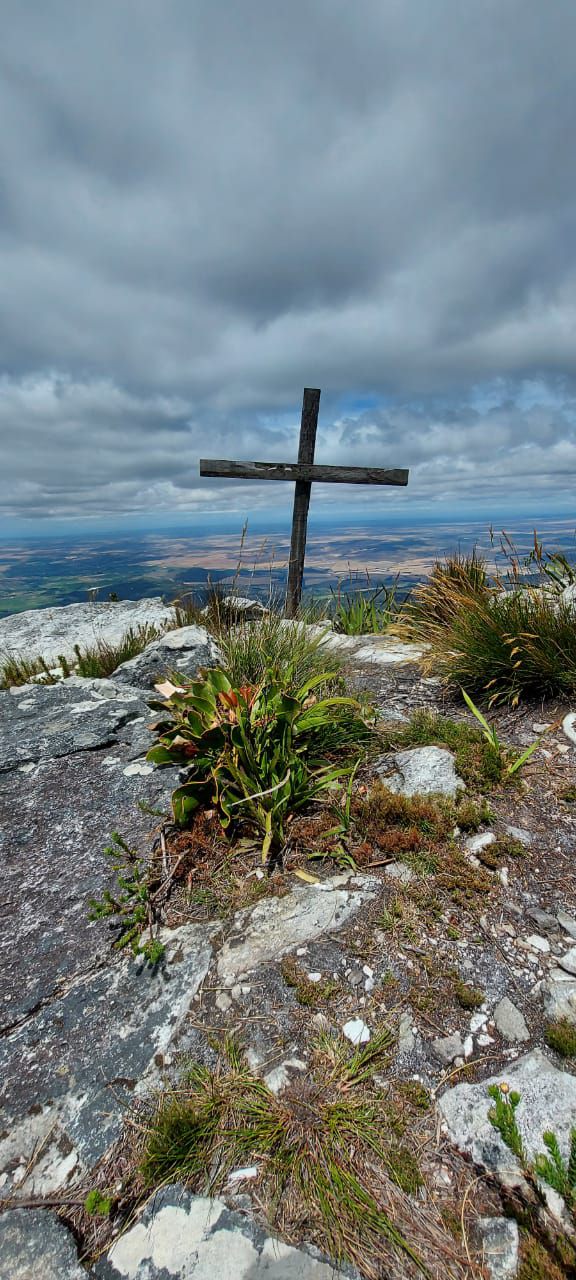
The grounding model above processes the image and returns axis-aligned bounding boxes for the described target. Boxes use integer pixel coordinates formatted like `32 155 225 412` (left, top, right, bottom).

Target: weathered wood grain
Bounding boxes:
285 388 320 617
200 460 409 486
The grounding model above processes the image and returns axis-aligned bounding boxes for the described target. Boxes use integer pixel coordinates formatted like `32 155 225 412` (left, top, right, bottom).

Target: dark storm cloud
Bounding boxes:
1 0 576 521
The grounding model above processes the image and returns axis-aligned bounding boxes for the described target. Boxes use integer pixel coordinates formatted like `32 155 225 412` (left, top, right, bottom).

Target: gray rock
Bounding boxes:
111 624 221 688
473 1217 519 1280
543 971 576 1023
557 945 576 975
439 1050 576 1186
557 910 576 940
0 678 151 772
204 594 268 621
465 832 496 856
432 1032 465 1065
0 923 215 1192
377 746 466 799
0 1208 85 1279
0 598 175 666
384 861 415 883
0 720 178 1029
95 1185 356 1279
503 825 533 847
526 906 558 932
398 1011 416 1054
493 997 530 1043
217 876 377 984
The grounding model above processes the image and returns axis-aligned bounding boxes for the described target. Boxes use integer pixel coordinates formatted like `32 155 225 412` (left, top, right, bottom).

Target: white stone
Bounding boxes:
493 997 530 1043
562 712 576 745
263 1058 307 1095
466 832 496 855
217 876 377 983
343 1018 370 1045
526 935 550 953
227 1166 258 1183
558 911 576 940
474 1217 519 1280
378 745 466 799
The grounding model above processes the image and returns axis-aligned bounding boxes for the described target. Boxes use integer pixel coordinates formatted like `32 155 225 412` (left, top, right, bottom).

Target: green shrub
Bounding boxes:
545 1018 576 1059
141 1035 428 1277
331 577 399 635
147 667 372 856
88 832 165 965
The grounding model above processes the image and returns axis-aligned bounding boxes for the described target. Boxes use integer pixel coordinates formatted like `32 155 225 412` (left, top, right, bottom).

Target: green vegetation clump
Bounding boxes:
397 552 576 705
280 956 341 1006
147 667 373 856
545 1018 576 1059
330 577 399 635
141 1035 433 1277
88 832 165 965
454 980 484 1010
378 708 505 789
353 781 454 857
218 611 343 694
488 1082 576 1212
84 1188 113 1217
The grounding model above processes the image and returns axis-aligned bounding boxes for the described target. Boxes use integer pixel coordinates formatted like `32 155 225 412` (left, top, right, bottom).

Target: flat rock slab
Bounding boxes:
377 745 466 799
320 632 425 665
0 1207 86 1280
96 1185 356 1279
217 875 378 984
111 625 220 688
0 678 152 772
0 598 176 665
438 1049 576 1185
0 924 215 1194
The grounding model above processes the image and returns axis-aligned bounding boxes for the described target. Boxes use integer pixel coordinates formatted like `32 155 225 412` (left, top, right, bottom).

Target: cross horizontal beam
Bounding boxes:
200 459 409 486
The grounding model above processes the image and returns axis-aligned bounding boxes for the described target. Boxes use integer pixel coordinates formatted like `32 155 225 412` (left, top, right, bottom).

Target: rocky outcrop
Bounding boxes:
110 623 220 687
438 1050 576 1187
0 598 176 665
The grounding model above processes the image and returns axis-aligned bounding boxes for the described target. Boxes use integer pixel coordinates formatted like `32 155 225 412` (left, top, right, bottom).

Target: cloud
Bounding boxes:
1 1 576 523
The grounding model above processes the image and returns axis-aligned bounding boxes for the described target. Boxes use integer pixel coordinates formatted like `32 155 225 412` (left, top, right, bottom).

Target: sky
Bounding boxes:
1 1 576 535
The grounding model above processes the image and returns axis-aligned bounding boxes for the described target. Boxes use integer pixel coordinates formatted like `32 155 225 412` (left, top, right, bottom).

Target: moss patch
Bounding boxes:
280 956 341 1007
544 1017 576 1058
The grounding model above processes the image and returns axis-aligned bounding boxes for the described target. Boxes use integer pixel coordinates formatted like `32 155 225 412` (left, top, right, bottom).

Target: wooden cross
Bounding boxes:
200 387 409 616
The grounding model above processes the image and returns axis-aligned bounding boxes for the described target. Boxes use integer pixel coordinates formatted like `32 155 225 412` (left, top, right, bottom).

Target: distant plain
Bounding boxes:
1 515 575 618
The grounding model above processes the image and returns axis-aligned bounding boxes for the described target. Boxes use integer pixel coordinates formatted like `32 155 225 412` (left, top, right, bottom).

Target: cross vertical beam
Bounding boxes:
285 387 320 617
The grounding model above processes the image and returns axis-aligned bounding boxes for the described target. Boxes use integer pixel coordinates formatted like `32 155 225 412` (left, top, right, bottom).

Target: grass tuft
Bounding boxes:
397 552 576 705
140 1035 439 1278
218 612 343 695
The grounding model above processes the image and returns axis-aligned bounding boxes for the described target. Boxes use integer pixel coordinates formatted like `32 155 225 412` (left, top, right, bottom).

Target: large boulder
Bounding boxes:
0 598 175 666
0 1208 85 1280
110 624 221 688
